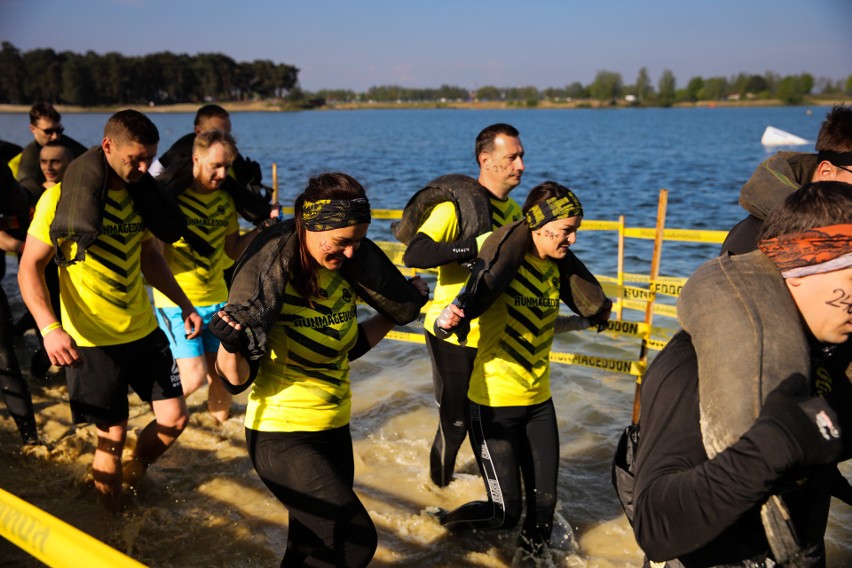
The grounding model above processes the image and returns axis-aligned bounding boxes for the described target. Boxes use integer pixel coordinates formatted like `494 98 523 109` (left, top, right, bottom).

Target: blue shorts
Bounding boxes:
156 302 225 359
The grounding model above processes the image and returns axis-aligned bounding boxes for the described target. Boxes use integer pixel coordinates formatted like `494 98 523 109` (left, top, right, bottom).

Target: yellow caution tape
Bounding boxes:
576 220 622 231
549 352 645 376
602 319 650 338
623 227 728 244
644 338 669 351
385 330 426 344
0 488 146 568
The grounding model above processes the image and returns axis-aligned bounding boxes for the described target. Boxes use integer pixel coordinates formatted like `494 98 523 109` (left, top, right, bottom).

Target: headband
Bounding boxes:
525 193 584 230
817 151 852 167
301 198 371 232
758 224 852 278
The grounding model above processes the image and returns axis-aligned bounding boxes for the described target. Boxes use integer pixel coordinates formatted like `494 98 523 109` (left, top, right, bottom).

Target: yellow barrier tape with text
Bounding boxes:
0 488 146 568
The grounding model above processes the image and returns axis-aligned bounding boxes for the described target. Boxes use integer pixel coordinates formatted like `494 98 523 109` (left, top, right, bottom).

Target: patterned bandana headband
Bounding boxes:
758 224 852 278
525 193 584 231
301 198 371 231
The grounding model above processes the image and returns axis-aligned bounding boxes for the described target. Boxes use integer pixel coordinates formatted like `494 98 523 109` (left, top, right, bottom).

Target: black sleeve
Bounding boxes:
720 215 763 255
403 232 477 268
217 359 260 395
632 332 795 562
347 324 372 361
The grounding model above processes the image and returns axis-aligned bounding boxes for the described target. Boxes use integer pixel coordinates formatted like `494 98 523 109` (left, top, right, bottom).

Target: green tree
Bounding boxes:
635 67 652 103
589 70 622 103
0 42 25 103
698 76 728 100
776 75 805 105
845 75 852 96
565 82 588 99
685 76 704 102
475 85 501 101
657 69 676 107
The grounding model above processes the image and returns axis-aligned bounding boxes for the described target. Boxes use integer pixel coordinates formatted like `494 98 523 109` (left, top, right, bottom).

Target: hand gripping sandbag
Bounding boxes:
392 174 492 245
678 250 811 566
217 219 300 360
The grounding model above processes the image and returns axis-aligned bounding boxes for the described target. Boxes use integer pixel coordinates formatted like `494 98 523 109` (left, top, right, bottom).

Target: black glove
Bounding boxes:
757 378 842 468
209 313 249 354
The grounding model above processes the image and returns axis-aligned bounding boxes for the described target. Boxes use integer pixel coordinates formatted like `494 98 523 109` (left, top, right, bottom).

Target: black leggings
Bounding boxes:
425 332 478 487
0 268 37 444
246 425 377 568
441 399 560 550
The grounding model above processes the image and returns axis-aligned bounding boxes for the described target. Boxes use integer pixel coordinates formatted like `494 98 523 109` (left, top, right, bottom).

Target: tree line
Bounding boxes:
315 68 852 107
0 42 299 106
1 42 849 108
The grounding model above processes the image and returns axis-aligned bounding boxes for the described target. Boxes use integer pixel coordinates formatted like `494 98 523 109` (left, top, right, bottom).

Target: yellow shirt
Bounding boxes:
420 196 522 347
468 253 559 407
8 153 22 179
153 188 239 307
28 183 158 346
245 269 359 432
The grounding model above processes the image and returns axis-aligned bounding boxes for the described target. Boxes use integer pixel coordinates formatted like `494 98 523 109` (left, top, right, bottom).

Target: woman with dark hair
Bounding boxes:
432 181 611 558
213 172 428 568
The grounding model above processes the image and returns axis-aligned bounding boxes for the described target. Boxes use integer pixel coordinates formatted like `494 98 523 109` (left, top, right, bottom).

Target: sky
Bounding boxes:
2 0 851 93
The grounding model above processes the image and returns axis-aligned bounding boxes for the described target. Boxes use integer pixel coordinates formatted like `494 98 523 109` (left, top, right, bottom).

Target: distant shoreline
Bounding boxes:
0 97 847 114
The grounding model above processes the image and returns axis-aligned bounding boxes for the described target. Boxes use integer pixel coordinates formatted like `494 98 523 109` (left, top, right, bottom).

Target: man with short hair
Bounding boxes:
7 102 86 183
632 182 852 566
149 104 232 177
39 139 74 190
18 109 202 512
403 123 526 487
154 130 263 423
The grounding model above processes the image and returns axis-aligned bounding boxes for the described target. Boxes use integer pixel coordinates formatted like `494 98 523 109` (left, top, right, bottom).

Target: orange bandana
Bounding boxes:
758 224 852 277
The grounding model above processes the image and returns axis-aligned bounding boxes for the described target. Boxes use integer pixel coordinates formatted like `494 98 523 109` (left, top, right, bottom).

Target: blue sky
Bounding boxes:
2 0 851 92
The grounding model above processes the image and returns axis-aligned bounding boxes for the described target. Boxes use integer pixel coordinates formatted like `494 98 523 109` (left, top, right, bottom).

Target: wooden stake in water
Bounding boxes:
271 163 279 205
632 188 668 425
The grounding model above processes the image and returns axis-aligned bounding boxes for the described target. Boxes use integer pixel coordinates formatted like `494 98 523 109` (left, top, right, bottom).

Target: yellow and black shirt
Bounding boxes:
245 268 359 432
420 197 522 347
28 183 158 346
468 252 560 407
153 187 239 308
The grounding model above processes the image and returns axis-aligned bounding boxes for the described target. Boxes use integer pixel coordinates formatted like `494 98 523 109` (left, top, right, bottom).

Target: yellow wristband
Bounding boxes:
40 322 62 337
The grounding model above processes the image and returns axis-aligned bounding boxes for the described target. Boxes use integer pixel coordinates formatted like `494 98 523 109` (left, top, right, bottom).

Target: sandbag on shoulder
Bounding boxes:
739 152 818 221
50 146 213 265
677 250 811 459
457 220 610 322
221 218 427 360
677 249 812 565
392 174 492 245
157 154 272 225
221 219 299 360
339 239 428 325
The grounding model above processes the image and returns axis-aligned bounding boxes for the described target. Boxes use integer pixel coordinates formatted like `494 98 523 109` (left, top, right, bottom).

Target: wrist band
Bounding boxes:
40 322 62 337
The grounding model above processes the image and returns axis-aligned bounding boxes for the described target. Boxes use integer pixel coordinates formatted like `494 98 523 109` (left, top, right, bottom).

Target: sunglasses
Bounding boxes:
38 125 65 136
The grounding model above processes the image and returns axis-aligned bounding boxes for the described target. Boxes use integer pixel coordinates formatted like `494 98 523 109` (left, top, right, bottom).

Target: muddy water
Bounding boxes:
2 257 850 567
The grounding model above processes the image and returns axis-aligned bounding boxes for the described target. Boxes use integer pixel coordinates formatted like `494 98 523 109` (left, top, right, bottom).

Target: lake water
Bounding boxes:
1 106 849 567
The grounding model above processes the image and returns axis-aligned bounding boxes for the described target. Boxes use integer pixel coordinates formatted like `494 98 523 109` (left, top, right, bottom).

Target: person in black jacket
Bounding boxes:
632 182 852 567
722 104 852 255
7 102 86 184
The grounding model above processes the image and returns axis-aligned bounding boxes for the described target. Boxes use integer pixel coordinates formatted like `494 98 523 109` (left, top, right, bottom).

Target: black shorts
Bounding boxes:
66 328 182 426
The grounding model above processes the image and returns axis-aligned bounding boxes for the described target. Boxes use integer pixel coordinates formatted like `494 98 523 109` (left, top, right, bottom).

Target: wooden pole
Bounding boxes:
632 189 668 425
616 214 625 321
271 163 279 205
